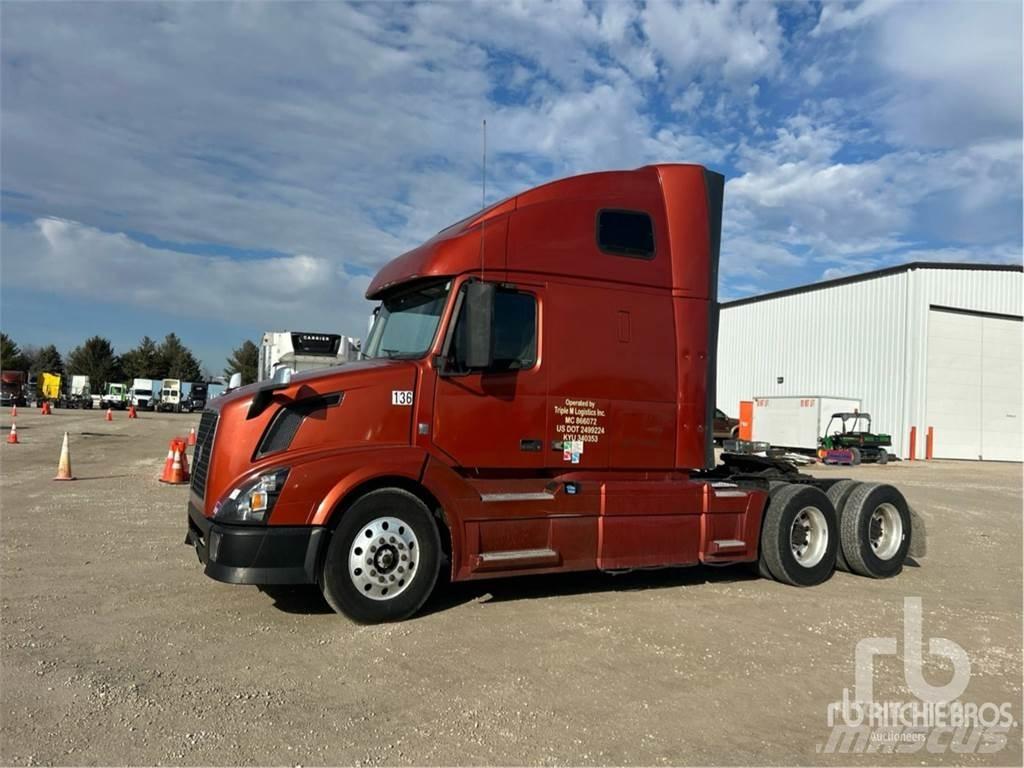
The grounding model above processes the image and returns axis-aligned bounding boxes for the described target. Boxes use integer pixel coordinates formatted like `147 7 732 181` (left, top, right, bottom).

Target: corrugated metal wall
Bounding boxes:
717 266 1023 458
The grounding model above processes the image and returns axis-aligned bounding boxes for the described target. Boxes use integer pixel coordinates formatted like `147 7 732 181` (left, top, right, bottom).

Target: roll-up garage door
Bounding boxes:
925 307 1022 461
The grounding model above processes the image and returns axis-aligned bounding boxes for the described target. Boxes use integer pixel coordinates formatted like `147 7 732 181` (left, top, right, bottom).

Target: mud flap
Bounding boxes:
908 506 927 559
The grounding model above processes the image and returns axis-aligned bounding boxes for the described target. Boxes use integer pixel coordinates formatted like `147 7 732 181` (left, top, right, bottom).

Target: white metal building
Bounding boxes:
717 262 1023 461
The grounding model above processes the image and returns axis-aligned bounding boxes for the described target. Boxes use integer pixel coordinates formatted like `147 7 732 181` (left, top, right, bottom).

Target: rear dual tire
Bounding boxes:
837 482 911 578
758 484 838 587
826 480 859 571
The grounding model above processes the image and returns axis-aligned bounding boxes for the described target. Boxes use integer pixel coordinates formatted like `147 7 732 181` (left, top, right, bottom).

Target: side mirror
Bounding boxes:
463 281 495 369
228 372 243 391
272 366 293 385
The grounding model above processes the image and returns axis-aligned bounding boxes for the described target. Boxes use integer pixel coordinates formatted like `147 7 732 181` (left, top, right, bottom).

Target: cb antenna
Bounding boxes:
480 118 487 280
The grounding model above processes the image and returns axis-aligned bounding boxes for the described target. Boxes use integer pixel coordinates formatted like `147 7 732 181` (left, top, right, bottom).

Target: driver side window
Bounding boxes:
451 289 537 372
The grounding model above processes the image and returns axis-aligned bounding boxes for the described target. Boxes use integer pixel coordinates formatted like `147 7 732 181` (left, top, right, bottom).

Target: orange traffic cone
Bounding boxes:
7 424 19 444
159 442 175 481
176 438 191 478
10 404 16 418
128 404 137 419
105 408 113 422
54 432 75 480
159 447 188 485
187 427 196 446
40 401 51 415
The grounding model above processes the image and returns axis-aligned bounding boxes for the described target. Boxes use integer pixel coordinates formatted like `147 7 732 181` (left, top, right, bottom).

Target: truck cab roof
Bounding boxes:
367 164 721 301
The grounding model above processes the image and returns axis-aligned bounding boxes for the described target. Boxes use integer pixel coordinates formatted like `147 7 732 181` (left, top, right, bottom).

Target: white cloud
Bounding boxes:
2 217 372 337
671 84 704 114
642 0 783 84
812 0 900 35
809 0 1023 149
801 64 823 87
0 0 1019 332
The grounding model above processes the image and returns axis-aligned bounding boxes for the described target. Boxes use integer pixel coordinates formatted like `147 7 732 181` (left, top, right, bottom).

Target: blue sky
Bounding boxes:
1 0 1021 371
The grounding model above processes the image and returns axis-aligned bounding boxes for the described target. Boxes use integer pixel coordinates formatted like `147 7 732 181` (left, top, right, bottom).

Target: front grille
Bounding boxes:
190 410 218 499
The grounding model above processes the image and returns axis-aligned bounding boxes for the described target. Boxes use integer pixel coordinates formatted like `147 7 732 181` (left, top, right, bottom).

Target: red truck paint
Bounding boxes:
188 163 896 620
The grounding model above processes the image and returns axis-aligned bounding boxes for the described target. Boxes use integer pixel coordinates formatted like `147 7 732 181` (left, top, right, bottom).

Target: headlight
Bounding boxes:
213 468 290 524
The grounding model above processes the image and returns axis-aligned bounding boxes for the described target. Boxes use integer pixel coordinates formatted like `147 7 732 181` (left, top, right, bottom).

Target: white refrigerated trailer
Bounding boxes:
257 331 361 383
752 395 862 451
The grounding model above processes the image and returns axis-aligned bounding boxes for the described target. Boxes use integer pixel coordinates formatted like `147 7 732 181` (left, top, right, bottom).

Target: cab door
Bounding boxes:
432 282 546 469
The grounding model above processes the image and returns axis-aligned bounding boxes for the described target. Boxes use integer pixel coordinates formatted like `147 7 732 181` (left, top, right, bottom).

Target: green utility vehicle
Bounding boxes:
819 412 892 465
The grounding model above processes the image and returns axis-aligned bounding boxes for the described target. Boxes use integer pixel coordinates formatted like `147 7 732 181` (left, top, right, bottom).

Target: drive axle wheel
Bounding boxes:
839 483 911 578
321 489 441 623
758 484 838 587
826 480 859 572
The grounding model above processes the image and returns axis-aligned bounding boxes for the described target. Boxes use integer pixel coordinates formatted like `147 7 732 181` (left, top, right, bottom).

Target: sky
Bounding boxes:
1 0 1021 372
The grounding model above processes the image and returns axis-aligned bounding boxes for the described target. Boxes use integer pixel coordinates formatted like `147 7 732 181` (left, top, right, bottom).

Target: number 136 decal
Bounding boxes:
391 390 413 406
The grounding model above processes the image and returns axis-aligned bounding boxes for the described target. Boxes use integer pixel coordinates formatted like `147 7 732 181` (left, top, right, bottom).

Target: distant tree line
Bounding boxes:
2 332 262 390
0 332 203 390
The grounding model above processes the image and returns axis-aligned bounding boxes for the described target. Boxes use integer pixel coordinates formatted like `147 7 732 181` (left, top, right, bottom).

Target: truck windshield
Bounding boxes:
364 280 450 359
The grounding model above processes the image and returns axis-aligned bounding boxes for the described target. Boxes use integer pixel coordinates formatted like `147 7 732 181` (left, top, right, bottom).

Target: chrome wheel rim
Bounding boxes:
869 503 903 560
790 506 828 567
348 516 418 601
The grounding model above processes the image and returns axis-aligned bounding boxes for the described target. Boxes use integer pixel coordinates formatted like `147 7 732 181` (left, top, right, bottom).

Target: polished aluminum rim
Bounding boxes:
348 516 418 601
790 506 828 567
869 503 903 560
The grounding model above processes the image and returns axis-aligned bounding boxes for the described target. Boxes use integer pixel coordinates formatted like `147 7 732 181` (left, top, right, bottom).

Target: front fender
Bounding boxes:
267 446 428 526
310 447 429 526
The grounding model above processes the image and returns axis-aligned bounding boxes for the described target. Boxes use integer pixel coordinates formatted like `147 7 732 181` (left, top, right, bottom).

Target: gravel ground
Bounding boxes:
1 408 1020 766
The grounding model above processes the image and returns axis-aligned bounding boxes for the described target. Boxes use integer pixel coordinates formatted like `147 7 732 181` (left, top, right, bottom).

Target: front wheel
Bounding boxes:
321 489 441 623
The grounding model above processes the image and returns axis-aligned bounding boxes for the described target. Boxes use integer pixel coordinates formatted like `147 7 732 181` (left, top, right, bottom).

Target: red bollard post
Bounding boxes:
925 426 934 461
908 426 916 461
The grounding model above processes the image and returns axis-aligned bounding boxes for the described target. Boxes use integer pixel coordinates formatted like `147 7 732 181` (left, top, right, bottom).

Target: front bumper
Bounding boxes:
185 502 326 585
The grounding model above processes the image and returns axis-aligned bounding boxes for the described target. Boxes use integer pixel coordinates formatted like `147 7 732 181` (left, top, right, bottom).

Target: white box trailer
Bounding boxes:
258 331 361 382
752 396 862 451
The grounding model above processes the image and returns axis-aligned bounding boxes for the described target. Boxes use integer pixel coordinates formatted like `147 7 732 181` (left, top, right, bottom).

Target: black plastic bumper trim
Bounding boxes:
185 502 325 586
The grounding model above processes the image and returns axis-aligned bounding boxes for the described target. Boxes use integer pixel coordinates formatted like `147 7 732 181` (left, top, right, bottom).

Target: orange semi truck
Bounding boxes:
185 164 923 622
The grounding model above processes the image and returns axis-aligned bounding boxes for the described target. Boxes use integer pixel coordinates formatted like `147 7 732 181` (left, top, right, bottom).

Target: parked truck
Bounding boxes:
64 375 93 408
100 382 129 410
0 370 27 408
257 332 361 383
38 372 62 404
158 378 182 412
183 382 209 413
185 164 922 623
129 378 156 410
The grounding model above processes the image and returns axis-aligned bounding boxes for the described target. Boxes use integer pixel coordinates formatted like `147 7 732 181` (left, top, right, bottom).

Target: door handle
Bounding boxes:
519 439 542 452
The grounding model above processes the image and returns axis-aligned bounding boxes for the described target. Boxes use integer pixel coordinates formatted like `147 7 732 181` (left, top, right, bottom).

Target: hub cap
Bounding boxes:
348 516 419 601
790 506 828 567
869 503 903 560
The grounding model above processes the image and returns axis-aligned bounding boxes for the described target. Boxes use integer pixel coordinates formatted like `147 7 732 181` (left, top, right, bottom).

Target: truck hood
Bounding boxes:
199 359 420 514
212 358 415 413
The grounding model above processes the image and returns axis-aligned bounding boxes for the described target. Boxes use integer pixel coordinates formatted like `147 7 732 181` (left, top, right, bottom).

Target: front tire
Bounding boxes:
321 489 441 623
759 484 838 587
